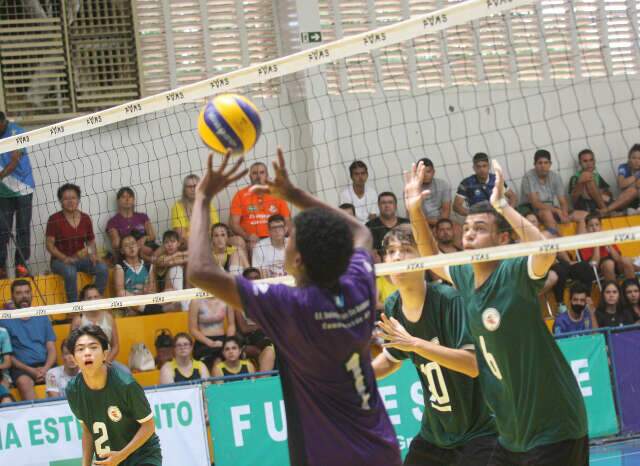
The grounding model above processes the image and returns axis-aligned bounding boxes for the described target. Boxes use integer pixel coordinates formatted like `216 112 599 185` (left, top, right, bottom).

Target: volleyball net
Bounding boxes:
0 0 639 318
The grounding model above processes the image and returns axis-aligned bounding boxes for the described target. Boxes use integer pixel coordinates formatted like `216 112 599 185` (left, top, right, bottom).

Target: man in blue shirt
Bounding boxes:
2 279 56 400
0 325 12 403
454 152 516 217
0 112 35 279
553 283 598 335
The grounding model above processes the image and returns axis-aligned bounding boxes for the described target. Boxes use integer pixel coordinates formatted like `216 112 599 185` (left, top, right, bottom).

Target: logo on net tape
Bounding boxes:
15 135 30 144
210 77 230 89
50 125 64 136
614 232 636 242
423 14 448 29
363 32 387 46
166 91 185 102
107 406 123 422
258 64 279 77
482 308 501 332
487 0 513 8
86 115 103 127
308 48 330 62
124 103 142 114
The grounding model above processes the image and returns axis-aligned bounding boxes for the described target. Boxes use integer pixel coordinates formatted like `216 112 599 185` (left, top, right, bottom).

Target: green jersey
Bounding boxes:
448 257 587 452
66 366 162 465
384 282 496 448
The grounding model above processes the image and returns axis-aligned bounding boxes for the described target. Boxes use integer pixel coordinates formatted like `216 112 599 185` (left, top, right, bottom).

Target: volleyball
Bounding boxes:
197 93 262 155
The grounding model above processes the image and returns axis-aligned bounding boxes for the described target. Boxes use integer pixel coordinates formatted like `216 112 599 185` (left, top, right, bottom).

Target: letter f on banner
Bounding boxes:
231 405 252 447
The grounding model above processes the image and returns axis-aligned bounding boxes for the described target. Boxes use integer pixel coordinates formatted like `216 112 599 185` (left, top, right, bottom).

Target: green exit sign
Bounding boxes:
301 31 322 43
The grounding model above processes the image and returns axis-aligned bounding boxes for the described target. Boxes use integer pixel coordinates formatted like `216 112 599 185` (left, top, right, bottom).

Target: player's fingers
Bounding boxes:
249 184 269 195
421 189 431 200
227 169 249 185
277 146 285 170
206 152 214 174
226 155 244 177
219 149 231 173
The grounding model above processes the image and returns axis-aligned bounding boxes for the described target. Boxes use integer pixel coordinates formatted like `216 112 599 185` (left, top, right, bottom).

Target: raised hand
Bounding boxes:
197 150 248 201
403 162 430 213
490 159 506 209
249 147 296 201
377 314 417 354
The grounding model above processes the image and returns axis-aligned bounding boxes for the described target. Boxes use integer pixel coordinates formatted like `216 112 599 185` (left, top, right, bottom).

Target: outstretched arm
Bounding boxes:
490 160 556 277
251 148 372 250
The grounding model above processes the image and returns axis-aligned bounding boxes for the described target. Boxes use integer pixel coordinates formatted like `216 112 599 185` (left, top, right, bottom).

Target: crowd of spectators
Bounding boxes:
1 107 640 402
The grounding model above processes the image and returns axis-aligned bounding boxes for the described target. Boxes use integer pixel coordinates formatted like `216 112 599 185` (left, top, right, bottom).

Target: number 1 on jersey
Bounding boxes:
345 352 371 410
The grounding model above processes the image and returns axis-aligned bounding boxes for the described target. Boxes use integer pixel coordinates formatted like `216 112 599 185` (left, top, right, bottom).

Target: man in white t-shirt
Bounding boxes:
252 214 287 278
339 160 378 223
45 339 79 398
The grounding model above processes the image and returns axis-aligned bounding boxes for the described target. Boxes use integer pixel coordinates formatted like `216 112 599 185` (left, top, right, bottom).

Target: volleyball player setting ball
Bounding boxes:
198 93 262 156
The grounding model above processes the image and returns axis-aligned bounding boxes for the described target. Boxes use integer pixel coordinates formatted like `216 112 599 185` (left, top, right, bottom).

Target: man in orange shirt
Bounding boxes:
230 161 291 250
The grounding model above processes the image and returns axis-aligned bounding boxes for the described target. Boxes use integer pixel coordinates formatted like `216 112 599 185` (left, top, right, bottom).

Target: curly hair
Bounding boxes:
293 208 353 289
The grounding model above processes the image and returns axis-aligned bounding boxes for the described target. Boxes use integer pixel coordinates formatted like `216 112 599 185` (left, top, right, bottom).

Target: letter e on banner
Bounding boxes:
571 359 593 397
378 385 401 425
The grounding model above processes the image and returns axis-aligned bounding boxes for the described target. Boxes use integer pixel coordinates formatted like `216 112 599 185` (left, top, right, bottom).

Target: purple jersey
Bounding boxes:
236 249 401 466
106 212 149 238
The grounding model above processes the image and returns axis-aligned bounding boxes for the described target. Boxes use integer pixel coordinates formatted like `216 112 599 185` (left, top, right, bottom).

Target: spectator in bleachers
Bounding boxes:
417 157 451 228
0 111 34 279
521 149 575 232
46 183 109 303
0 325 12 397
435 218 460 254
211 223 248 275
154 230 188 311
252 215 288 277
159 332 210 384
171 174 219 245
614 143 640 215
454 152 517 217
569 149 613 215
366 192 409 261
2 279 56 400
622 278 640 324
230 162 291 251
553 283 597 335
339 160 378 223
71 284 130 374
212 336 255 383
189 294 235 371
45 338 78 397
595 280 634 328
339 203 356 217
114 234 158 316
233 267 275 372
573 213 635 283
106 187 158 263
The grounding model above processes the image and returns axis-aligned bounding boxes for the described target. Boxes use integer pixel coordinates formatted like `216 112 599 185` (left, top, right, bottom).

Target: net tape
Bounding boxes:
0 0 533 154
2 226 638 319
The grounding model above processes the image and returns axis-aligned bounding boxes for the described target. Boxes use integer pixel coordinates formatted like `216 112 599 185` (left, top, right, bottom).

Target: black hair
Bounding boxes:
578 149 594 161
57 183 81 201
569 282 590 298
435 218 454 229
80 284 100 300
242 267 261 279
472 152 489 164
210 222 231 237
377 191 397 204
223 335 243 348
116 187 135 199
348 160 368 177
467 201 511 236
596 280 625 315
417 157 434 168
621 278 640 309
339 203 356 215
628 144 640 159
119 233 138 249
0 111 5 123
585 212 601 225
10 278 31 294
66 324 110 353
268 214 286 226
293 207 353 289
382 224 416 256
162 230 180 242
534 149 551 163
61 338 69 353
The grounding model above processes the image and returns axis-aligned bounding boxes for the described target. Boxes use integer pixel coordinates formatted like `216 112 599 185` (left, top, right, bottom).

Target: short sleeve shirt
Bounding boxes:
520 169 565 207
456 174 508 207
45 365 76 396
106 212 150 238
578 244 621 262
0 121 34 197
2 316 55 365
0 327 12 367
339 185 379 223
45 211 95 257
230 186 291 238
252 238 287 278
568 173 609 199
170 201 219 237
421 177 451 219
553 310 595 335
618 163 640 179
365 217 410 255
235 249 401 466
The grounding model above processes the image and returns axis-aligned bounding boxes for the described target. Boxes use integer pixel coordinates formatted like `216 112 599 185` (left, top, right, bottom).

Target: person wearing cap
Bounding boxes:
0 111 35 279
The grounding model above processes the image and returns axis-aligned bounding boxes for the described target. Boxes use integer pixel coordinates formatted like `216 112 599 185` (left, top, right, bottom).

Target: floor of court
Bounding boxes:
591 438 640 465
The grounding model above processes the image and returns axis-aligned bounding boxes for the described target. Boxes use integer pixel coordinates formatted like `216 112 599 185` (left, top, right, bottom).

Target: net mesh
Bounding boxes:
0 0 639 317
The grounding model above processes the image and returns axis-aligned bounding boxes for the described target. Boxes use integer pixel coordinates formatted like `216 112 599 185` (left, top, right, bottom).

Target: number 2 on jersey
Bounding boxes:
93 422 111 456
345 352 371 410
479 335 503 380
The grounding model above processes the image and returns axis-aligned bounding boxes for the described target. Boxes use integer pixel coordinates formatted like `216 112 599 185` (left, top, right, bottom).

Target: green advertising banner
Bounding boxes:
205 361 422 466
556 333 619 438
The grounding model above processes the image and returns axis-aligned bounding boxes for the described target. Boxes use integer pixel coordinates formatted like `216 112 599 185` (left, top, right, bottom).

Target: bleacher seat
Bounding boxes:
132 369 160 387
9 383 47 401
